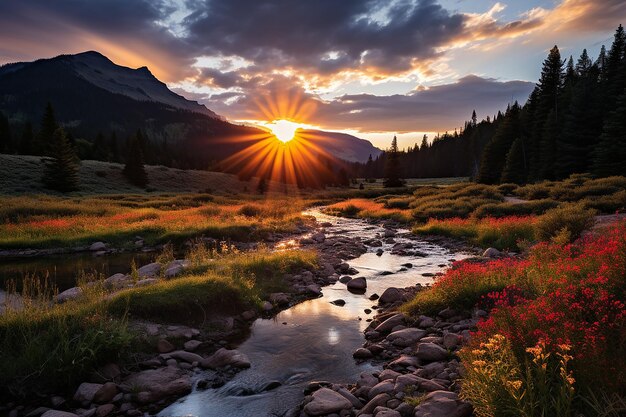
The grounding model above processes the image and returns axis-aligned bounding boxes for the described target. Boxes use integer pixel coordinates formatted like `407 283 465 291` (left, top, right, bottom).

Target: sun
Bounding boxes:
269 119 301 143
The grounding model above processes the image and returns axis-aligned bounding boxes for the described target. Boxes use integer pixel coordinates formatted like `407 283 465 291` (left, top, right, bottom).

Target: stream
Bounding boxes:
158 208 468 417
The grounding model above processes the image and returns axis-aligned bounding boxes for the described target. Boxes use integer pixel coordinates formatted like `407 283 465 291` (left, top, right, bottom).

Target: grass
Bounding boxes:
0 194 311 249
0 247 317 397
323 198 413 222
0 154 281 195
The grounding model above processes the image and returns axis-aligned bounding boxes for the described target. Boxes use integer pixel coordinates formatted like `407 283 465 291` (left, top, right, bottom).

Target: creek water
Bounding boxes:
158 209 467 417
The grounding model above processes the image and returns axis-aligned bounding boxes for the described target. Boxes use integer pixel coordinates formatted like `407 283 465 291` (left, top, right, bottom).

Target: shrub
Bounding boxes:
472 199 559 218
238 204 262 217
535 203 596 242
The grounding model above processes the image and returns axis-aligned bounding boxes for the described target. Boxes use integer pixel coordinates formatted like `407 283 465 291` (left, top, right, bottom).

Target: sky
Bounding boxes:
0 0 625 149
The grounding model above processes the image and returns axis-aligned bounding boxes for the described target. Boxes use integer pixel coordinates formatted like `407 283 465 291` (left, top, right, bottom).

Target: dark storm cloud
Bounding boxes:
185 0 465 74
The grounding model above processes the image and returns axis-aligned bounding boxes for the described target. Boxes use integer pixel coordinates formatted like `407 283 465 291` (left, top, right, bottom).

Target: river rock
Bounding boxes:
89 242 107 251
306 284 322 296
378 287 404 304
339 275 352 283
482 247 501 258
93 382 117 403
95 404 114 417
413 391 472 417
157 339 175 353
164 264 184 279
353 348 373 359
374 313 405 334
303 388 352 416
368 380 394 398
201 348 250 369
386 328 426 347
169 350 204 364
74 382 103 404
123 367 191 404
358 393 391 416
374 408 401 417
104 273 131 290
388 355 419 369
41 412 79 417
443 333 463 349
416 343 448 362
137 262 161 278
135 278 158 287
330 299 346 306
184 340 202 351
56 287 83 303
269 293 290 306
347 277 367 291
311 232 326 243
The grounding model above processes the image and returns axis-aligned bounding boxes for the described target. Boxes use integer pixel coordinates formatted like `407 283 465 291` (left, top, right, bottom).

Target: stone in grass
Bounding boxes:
89 242 106 251
303 388 352 416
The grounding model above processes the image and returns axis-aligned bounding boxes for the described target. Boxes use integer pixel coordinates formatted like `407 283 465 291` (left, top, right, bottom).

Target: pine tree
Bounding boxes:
257 177 268 194
43 127 79 192
500 137 526 184
0 110 11 153
35 102 58 156
19 122 34 154
592 89 626 177
123 134 148 187
92 132 108 160
383 136 404 187
109 132 119 162
604 24 626 110
477 103 521 184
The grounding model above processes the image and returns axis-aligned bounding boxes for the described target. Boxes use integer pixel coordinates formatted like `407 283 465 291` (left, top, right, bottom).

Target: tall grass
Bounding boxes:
0 194 310 249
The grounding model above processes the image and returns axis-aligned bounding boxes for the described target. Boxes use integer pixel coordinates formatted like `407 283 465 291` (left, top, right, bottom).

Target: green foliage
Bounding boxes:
42 127 79 192
384 135 404 188
123 132 148 188
535 203 596 242
500 138 527 184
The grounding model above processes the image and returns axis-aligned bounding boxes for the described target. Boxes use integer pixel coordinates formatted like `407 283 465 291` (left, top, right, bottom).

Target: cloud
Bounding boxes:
200 74 534 133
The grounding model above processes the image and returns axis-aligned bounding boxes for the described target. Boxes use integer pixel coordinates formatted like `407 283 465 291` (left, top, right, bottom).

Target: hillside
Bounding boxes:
0 154 267 195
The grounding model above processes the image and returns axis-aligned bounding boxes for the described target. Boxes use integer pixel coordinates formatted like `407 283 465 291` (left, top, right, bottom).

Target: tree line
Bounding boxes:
356 24 626 185
0 103 148 191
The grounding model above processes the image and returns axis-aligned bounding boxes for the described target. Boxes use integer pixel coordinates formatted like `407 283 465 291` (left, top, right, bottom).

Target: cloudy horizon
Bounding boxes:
1 0 624 148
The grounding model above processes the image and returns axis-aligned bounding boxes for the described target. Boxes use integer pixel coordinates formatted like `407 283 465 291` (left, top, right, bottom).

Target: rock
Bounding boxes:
379 288 404 304
347 277 367 291
41 412 79 417
74 382 103 404
269 293 290 306
169 350 204 364
157 339 175 353
386 328 426 347
93 382 117 404
26 407 50 417
413 391 472 417
378 369 401 381
376 249 384 256
368 380 395 398
443 333 463 349
369 293 380 301
135 278 158 287
303 388 352 416
353 348 373 359
339 275 352 284
164 265 184 279
241 310 256 320
307 284 322 296
104 273 131 290
122 367 191 404
184 340 202 352
438 308 457 319
95 404 114 417
388 355 419 368
416 343 448 362
137 262 161 278
90 242 106 251
374 313 406 334
330 299 346 306
375 409 401 417
56 287 83 303
418 316 436 328
383 229 396 238
311 232 326 243
201 348 250 369
482 247 501 258
358 393 391 416
262 301 273 311
401 263 413 268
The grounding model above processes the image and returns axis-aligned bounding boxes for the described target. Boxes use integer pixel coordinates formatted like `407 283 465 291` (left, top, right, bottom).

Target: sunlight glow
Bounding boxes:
269 119 301 143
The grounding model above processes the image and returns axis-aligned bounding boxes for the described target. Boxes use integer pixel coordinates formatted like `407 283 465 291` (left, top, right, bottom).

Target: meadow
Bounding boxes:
0 193 311 249
0 245 317 396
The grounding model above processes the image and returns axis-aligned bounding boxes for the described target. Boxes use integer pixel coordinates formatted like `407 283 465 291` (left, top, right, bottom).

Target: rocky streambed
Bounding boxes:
2 208 489 417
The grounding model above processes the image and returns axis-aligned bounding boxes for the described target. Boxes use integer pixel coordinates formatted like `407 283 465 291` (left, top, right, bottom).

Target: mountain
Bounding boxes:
298 130 382 162
0 51 380 168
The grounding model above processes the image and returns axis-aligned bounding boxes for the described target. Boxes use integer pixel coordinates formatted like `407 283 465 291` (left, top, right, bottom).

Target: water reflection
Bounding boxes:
160 208 468 417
